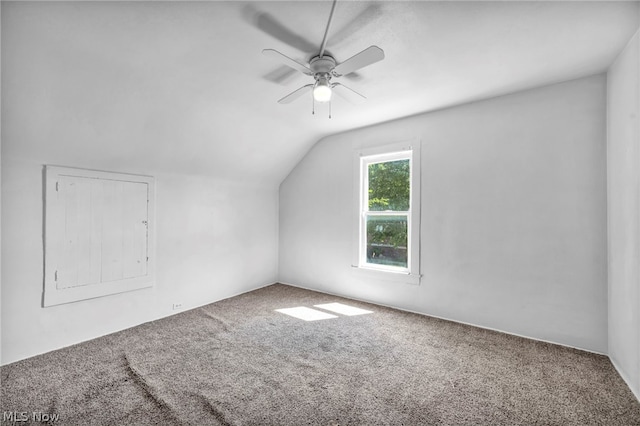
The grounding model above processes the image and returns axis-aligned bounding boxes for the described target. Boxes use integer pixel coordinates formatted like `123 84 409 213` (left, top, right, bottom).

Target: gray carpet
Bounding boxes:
2 283 640 425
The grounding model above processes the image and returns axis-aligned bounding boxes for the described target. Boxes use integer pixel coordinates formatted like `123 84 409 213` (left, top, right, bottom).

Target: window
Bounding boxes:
353 142 421 284
44 166 155 306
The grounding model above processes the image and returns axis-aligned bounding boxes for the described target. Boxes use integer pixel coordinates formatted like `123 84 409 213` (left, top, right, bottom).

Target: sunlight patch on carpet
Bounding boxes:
314 303 374 316
275 307 338 321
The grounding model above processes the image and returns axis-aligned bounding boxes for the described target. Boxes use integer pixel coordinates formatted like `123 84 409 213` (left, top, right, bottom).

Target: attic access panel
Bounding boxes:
44 166 155 307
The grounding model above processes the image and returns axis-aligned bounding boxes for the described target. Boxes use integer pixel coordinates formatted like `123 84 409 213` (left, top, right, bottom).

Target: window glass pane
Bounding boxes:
368 159 410 211
366 215 408 268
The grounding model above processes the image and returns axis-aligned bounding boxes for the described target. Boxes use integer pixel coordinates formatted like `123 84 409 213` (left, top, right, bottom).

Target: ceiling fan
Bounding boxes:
261 0 385 116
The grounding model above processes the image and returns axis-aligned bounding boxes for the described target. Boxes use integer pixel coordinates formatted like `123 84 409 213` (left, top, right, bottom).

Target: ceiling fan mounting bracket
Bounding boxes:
309 55 336 75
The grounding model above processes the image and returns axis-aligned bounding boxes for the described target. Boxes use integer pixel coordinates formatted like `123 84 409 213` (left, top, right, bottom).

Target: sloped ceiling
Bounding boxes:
2 1 639 186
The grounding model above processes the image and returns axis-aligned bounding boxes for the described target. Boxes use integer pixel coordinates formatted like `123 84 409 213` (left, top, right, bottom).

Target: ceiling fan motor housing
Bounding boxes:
264 45 380 105
310 55 336 75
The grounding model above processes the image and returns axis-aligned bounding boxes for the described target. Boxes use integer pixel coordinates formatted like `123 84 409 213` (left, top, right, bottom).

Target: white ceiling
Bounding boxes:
3 1 639 186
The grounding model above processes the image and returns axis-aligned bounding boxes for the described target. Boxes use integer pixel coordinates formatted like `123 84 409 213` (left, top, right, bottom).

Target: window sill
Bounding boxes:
351 265 421 285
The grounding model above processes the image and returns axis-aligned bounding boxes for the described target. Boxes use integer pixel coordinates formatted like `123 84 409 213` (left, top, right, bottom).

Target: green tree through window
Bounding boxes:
366 159 410 267
368 160 410 211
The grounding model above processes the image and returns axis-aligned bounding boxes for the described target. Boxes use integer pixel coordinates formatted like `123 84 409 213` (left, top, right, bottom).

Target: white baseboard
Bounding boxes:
2 280 279 366
165 280 277 317
279 281 640 402
277 280 607 356
610 356 640 404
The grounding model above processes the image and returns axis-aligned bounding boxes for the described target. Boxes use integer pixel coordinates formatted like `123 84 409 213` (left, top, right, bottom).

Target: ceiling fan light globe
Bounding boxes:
313 84 332 103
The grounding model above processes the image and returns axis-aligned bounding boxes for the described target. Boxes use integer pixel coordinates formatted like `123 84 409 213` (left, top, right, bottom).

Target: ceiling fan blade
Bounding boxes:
253 11 318 54
278 84 314 104
263 49 313 76
332 82 366 104
332 45 385 77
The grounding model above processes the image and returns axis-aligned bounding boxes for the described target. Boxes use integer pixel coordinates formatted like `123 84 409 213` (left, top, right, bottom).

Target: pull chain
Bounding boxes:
329 100 332 119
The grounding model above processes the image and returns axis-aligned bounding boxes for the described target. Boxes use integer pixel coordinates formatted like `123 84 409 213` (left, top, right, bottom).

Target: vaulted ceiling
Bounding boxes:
3 1 639 186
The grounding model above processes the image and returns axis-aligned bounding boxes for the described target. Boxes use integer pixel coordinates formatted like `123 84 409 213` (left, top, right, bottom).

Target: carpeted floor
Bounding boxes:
2 283 640 425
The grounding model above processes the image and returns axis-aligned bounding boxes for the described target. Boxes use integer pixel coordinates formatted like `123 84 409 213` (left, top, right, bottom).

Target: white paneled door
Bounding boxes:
45 167 155 306
56 177 149 289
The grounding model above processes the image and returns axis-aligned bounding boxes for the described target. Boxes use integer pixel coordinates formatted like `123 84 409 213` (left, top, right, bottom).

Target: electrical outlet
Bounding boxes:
172 303 182 310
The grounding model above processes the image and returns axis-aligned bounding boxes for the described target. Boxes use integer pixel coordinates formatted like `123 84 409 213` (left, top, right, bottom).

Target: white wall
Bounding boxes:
1 158 278 364
0 1 3 368
0 3 279 364
280 75 608 353
607 29 640 400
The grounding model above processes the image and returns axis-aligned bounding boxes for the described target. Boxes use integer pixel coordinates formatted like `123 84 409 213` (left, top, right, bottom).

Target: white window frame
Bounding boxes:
44 166 156 306
352 141 421 285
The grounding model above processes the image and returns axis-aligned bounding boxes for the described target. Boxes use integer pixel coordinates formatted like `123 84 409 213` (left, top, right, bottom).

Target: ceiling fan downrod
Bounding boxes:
261 0 383 117
319 0 338 58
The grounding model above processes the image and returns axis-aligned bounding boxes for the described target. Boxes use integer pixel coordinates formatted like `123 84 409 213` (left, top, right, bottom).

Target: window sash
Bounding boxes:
361 212 411 272
360 152 412 273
